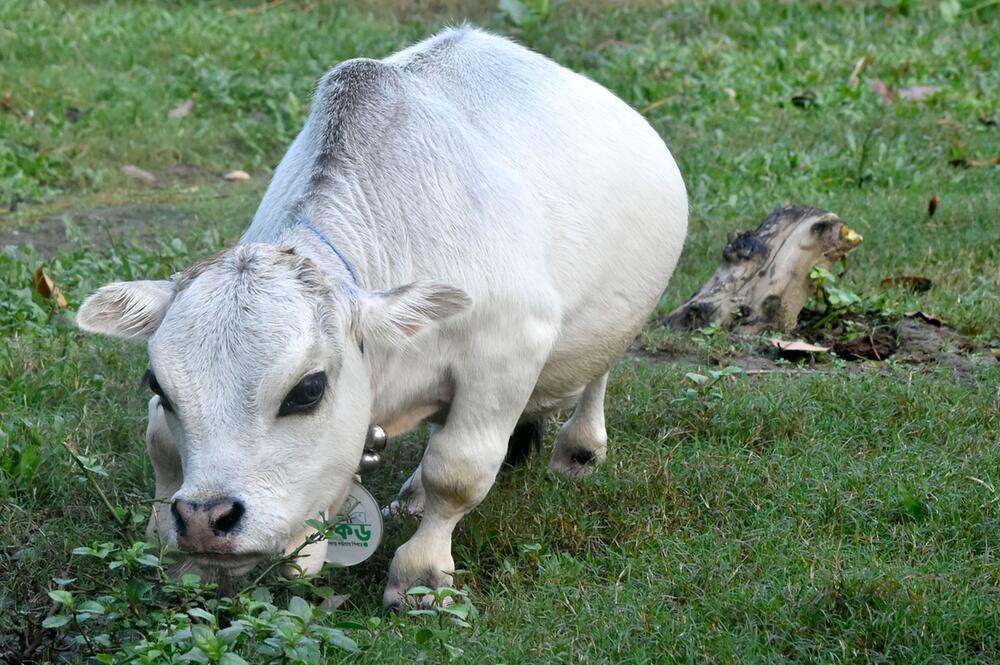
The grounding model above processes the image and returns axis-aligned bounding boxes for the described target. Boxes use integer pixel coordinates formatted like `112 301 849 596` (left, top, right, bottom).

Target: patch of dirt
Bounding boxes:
633 311 996 377
0 204 198 256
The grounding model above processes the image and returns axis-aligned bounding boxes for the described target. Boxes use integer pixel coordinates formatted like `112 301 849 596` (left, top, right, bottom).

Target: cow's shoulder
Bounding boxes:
309 58 405 170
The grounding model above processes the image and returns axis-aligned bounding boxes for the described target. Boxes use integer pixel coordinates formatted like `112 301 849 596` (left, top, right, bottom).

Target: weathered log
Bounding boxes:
660 205 863 334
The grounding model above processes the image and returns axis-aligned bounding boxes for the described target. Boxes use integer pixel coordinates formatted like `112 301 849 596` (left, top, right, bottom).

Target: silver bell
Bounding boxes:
366 425 387 452
359 451 382 472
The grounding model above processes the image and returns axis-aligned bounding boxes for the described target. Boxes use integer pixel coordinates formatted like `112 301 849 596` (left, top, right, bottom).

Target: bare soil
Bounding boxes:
0 204 199 257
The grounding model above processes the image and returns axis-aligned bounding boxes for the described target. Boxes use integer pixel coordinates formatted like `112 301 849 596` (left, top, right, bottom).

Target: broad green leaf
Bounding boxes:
288 596 313 624
42 614 71 628
47 590 73 606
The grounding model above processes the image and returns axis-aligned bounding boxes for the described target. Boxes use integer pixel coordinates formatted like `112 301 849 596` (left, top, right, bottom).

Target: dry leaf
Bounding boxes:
121 164 156 186
992 349 1000 362
724 87 737 99
898 85 941 102
868 78 894 104
318 594 350 612
880 276 932 292
640 96 681 115
168 99 194 119
771 339 831 354
33 266 68 308
967 156 1000 168
847 56 870 89
927 194 939 217
222 170 251 182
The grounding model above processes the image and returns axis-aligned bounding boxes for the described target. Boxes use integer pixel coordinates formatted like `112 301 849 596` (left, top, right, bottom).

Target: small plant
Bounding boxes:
675 365 744 403
404 585 479 660
808 264 862 316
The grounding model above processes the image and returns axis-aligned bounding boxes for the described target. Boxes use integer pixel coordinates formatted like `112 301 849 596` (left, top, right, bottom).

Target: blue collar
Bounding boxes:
295 217 364 353
296 218 358 284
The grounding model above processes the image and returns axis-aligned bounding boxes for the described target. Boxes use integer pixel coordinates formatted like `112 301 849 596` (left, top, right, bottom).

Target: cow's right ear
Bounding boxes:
76 280 176 340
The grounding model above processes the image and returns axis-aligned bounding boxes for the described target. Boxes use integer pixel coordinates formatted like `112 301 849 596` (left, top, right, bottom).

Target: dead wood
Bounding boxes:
660 205 863 334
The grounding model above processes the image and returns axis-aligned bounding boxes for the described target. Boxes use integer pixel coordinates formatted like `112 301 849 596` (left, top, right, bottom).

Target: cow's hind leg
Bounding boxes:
549 372 609 480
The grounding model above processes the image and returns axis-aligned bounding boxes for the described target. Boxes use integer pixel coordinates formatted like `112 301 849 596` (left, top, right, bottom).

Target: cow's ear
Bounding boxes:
357 281 471 347
77 280 176 340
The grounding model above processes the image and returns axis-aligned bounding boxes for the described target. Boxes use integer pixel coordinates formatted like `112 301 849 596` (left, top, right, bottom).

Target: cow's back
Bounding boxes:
248 27 687 406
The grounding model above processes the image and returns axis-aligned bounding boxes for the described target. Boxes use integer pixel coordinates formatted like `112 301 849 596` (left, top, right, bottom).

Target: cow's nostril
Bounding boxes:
211 500 245 535
171 500 188 536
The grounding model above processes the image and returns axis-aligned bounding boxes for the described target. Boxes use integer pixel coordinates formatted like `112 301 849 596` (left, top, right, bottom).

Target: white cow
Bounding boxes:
77 26 687 608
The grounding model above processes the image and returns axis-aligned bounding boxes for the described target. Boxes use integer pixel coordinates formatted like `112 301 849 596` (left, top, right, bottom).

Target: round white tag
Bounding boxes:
325 479 382 566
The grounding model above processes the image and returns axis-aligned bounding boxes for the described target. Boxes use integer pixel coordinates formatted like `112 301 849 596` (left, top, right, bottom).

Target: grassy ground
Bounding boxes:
1 1 998 662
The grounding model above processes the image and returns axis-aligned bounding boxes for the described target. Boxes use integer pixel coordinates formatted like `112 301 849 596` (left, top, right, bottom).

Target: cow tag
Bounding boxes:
325 479 382 566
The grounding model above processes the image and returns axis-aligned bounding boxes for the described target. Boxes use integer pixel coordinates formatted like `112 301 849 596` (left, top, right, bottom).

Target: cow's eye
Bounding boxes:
279 372 327 417
145 370 174 413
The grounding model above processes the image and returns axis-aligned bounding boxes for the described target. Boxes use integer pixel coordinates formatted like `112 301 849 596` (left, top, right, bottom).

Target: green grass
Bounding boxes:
1 1 999 662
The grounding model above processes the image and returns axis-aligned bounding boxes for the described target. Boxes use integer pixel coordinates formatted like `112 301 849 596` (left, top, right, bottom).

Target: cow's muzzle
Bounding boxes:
172 497 245 553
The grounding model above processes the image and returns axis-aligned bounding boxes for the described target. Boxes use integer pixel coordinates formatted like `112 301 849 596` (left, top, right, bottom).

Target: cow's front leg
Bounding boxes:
383 419 510 609
382 332 552 609
145 396 182 543
385 463 426 519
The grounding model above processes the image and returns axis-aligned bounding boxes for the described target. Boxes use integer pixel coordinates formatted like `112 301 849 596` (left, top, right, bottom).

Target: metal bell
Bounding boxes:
359 451 382 472
366 425 387 452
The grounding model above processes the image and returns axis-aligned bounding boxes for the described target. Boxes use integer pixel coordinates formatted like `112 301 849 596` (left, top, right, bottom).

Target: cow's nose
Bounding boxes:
171 498 246 552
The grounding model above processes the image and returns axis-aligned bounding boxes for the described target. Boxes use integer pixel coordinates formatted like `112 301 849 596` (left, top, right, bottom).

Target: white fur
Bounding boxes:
77 27 687 605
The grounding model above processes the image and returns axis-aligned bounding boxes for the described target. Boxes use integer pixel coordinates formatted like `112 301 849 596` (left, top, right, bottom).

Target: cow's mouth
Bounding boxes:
186 551 270 573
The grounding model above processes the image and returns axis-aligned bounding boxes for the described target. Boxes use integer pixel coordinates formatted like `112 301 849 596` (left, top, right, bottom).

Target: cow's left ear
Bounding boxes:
77 280 176 340
357 281 471 347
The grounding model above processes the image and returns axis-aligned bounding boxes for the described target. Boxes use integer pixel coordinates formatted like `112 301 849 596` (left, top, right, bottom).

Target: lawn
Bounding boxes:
1 1 998 662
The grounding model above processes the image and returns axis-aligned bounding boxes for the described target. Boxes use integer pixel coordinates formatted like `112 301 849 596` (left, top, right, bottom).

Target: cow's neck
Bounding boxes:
279 217 453 439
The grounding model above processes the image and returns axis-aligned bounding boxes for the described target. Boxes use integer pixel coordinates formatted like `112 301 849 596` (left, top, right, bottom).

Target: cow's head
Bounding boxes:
77 243 469 575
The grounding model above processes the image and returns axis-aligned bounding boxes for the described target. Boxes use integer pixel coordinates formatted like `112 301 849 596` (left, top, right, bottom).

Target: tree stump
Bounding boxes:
660 205 863 334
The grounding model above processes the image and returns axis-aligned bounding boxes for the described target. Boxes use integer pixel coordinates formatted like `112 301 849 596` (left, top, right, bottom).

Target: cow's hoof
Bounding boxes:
548 444 606 480
382 496 424 521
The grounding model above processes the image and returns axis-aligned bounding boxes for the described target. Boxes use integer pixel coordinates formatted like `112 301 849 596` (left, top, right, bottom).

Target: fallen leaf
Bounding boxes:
640 96 681 115
904 311 943 327
868 78 894 104
168 99 194 119
222 170 250 182
724 87 737 99
791 90 817 108
879 276 932 292
992 349 1000 362
121 164 156 186
319 594 350 612
847 56 870 89
952 155 1000 168
33 266 68 308
967 156 1000 168
771 339 831 354
898 85 941 102
927 194 939 217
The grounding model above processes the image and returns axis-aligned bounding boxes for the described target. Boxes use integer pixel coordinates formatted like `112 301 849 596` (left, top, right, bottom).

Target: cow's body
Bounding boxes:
78 27 687 607
247 27 686 425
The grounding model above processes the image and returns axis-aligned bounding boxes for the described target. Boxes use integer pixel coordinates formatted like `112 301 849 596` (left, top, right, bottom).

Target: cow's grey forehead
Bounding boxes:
153 244 346 370
172 244 331 298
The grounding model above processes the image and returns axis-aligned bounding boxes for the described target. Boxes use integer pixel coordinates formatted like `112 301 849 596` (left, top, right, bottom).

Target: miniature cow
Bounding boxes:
77 26 687 608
